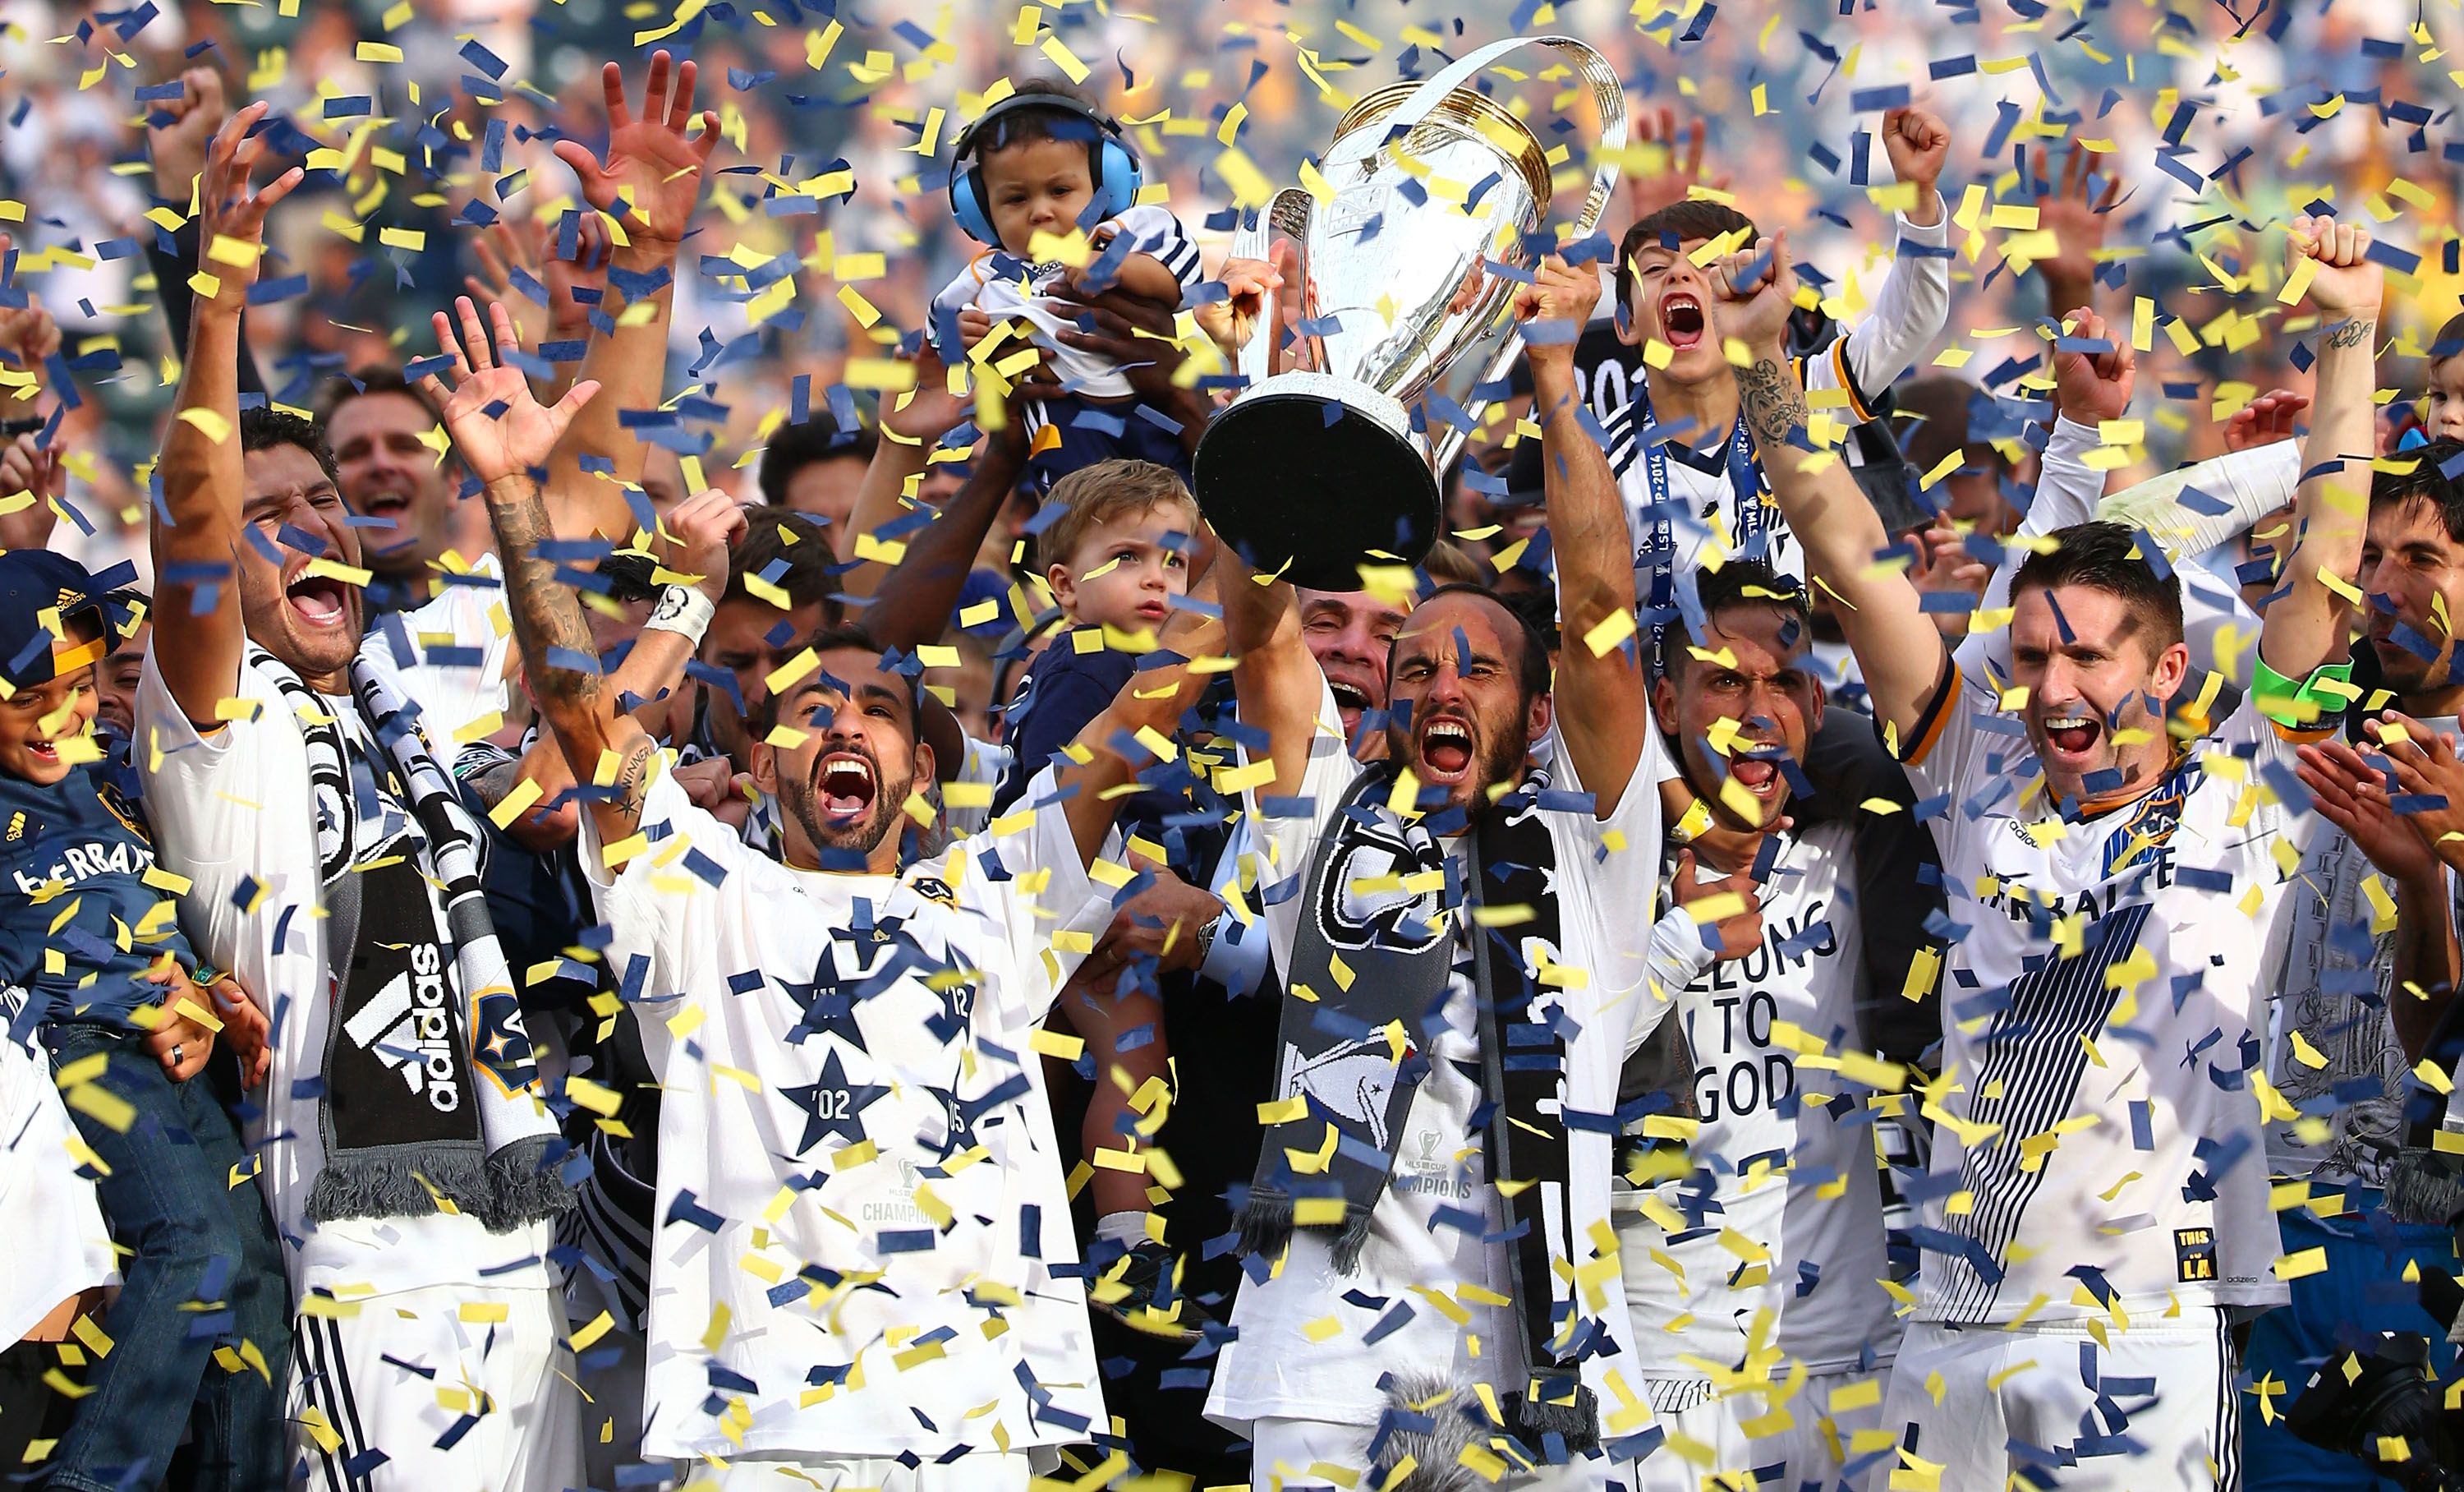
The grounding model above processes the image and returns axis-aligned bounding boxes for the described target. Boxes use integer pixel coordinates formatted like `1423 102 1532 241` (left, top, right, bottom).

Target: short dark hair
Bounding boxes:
2009 519 2184 655
756 414 879 508
1037 458 1198 570
1615 199 1758 317
238 407 340 490
1657 559 1813 677
2370 435 2464 542
315 365 439 427
968 77 1102 159
2430 311 2464 365
759 621 920 735
724 509 839 615
1403 582 1551 707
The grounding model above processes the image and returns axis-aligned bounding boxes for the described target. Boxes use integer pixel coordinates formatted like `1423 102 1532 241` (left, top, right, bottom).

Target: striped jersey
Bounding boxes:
1896 666 2315 1324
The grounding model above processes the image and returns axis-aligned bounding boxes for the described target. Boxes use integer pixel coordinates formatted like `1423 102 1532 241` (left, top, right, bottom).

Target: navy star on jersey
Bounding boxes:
784 942 869 1053
782 1048 890 1154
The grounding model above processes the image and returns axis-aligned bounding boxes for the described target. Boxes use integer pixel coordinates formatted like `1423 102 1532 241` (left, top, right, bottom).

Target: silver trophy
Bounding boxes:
1193 35 1626 590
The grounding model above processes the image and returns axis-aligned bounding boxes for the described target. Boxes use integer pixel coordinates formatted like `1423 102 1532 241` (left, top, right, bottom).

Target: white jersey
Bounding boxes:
1618 822 1897 1379
581 764 1115 1461
133 558 557 1301
0 1033 114 1342
933 204 1202 398
1898 667 2316 1324
2259 721 2457 1187
1602 210 1951 592
1205 676 1667 1446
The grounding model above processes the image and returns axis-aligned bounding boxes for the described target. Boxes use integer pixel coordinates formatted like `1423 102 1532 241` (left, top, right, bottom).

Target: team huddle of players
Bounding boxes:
1 42 2459 1492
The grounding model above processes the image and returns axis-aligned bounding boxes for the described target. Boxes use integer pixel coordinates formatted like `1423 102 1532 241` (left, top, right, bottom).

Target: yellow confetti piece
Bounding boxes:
1038 35 1089 83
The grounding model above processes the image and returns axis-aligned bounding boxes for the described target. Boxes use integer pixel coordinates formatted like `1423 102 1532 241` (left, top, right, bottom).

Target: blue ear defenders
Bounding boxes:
946 91 1142 245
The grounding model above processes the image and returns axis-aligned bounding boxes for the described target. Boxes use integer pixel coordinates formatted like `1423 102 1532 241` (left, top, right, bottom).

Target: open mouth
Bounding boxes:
285 572 352 629
1661 292 1706 349
1728 748 1785 798
816 751 879 821
1328 679 1372 716
23 739 59 765
1418 717 1473 780
2041 713 2102 759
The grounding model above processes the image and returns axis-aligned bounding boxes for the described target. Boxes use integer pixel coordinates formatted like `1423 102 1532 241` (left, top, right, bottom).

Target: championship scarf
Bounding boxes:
255 647 571 1232
1239 761 1604 1448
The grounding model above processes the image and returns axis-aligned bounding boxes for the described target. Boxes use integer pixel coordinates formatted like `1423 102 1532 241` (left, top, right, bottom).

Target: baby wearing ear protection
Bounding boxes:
935 79 1204 490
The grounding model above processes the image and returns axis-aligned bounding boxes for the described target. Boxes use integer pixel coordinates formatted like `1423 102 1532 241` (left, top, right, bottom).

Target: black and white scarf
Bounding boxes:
1239 761 1608 1449
255 646 570 1232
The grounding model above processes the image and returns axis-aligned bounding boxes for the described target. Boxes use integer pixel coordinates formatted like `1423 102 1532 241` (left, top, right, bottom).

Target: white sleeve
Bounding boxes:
131 645 273 873
2022 417 2108 539
1824 210 1953 420
577 764 763 1073
366 553 514 744
2095 438 2305 556
1239 673 1357 974
946 762 1114 1024
1104 205 1202 293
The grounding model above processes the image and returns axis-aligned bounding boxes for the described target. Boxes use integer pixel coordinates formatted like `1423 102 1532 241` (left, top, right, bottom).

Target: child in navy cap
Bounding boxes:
0 549 291 1492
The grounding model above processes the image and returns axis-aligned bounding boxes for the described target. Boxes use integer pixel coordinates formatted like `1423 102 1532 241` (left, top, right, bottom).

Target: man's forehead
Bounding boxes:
2012 583 2138 642
1630 237 1711 265
1398 592 1508 652
1696 606 1809 669
330 389 431 433
2370 496 2462 552
1300 587 1407 628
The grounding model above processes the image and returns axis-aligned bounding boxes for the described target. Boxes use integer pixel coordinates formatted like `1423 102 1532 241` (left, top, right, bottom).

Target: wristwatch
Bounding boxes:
1191 914 1221 970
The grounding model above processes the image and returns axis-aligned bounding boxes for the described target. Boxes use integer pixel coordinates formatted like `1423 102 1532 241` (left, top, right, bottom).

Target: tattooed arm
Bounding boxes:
414 297 687 847
1710 230 1948 746
2261 215 2382 684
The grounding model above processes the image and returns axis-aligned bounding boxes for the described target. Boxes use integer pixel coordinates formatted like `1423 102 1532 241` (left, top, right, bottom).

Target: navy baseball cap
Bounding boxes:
0 550 133 690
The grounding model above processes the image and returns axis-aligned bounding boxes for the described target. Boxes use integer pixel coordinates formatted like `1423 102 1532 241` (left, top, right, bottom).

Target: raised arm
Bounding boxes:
1223 545 1322 804
1519 253 1648 814
1052 603 1225 869
1715 231 1948 745
152 104 302 727
2259 215 2383 686
545 51 717 544
414 298 678 854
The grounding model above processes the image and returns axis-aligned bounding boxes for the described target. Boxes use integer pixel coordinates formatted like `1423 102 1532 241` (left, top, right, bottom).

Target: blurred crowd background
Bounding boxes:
2 0 2460 586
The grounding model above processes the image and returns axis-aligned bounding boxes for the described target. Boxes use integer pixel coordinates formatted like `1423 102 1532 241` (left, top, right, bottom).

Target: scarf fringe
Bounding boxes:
1234 1183 1291 1260
481 1135 575 1232
1374 1372 1492 1492
1234 1186 1377 1275
305 1148 493 1226
2387 1146 2464 1227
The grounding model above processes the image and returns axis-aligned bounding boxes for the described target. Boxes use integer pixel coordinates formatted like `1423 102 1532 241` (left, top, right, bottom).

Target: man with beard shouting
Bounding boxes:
1710 218 2379 1487
1203 251 1681 1490
436 297 1225 1485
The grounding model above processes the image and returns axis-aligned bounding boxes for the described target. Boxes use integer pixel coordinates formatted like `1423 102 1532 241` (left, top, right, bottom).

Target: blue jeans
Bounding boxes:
39 1025 290 1492
2242 1196 2461 1490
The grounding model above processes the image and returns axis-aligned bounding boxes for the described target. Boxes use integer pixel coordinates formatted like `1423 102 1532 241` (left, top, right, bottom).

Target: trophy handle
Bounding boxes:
1373 35 1628 240
1230 187 1315 389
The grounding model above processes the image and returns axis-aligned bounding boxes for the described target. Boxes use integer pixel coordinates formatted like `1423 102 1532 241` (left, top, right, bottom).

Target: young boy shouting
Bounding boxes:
0 550 287 1492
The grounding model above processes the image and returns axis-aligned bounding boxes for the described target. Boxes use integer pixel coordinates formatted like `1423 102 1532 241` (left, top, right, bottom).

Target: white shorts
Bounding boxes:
1625 1367 1890 1492
1251 1415 1600 1491
292 1283 580 1492
669 1451 1035 1490
1880 1315 2241 1491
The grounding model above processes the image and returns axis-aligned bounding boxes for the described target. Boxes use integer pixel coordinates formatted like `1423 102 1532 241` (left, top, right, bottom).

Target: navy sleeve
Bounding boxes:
991 643 1137 817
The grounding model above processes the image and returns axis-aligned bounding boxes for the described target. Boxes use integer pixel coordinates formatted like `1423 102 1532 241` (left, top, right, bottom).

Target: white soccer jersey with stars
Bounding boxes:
583 764 1116 1460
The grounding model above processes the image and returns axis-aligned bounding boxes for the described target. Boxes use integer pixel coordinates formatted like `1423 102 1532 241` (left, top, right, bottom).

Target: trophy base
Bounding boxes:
1193 376 1441 593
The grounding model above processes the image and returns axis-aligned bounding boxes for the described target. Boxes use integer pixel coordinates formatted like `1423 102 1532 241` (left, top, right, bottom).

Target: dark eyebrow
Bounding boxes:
854 682 903 708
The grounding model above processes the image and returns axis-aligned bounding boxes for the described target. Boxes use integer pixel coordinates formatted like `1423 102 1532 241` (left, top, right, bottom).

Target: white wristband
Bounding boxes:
643 585 715 647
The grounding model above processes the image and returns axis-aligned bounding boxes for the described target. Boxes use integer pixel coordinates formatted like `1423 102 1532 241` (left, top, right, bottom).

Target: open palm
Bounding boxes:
416 297 599 486
553 50 717 247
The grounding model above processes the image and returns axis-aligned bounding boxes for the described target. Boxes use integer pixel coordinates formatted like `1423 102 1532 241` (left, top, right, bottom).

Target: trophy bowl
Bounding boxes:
1193 35 1625 592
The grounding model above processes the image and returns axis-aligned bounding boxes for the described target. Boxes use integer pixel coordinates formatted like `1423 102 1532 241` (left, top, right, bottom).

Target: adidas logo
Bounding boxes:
339 943 462 1113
